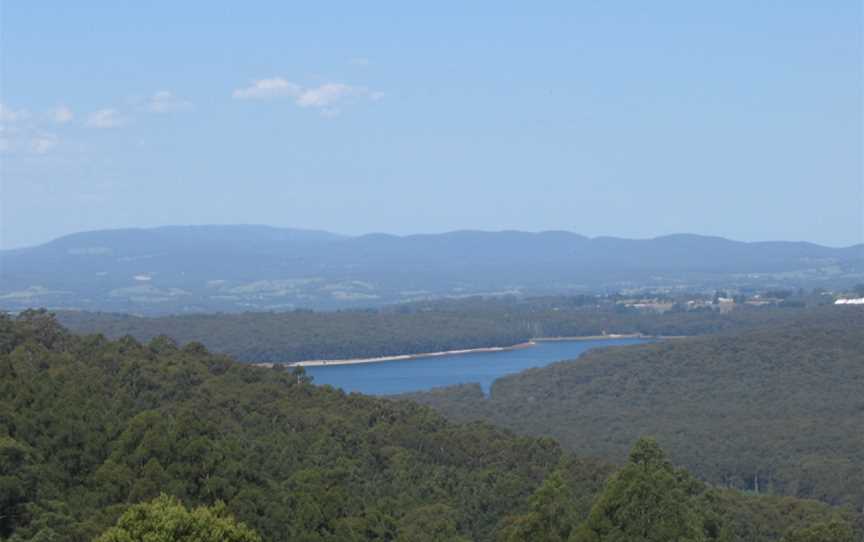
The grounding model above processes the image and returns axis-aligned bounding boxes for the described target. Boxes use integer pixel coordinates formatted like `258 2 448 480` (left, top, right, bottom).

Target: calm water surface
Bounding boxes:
306 338 649 395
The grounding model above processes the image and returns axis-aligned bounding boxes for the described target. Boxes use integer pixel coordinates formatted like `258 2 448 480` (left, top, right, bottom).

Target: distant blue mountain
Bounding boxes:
1 225 861 313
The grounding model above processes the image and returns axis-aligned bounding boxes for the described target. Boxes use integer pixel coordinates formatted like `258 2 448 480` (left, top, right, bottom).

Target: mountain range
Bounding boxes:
1 225 862 314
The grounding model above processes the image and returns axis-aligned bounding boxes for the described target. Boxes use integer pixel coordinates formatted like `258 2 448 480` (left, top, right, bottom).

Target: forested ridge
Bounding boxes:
2 311 859 541
55 310 532 363
56 299 806 363
5 226 861 314
3 310 592 541
405 307 864 515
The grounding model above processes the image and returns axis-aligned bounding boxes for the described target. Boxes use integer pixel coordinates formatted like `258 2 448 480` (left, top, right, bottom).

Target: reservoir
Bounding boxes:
306 337 650 395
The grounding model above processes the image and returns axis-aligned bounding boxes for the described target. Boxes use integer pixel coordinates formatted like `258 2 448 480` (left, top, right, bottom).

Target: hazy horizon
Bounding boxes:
4 222 863 251
2 2 862 249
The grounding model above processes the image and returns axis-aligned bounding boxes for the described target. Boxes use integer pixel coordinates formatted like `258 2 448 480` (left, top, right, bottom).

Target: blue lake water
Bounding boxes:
306 338 650 395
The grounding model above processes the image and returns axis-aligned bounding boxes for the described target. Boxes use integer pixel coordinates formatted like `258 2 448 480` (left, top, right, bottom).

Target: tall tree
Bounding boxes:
572 438 722 542
499 470 581 542
94 494 261 542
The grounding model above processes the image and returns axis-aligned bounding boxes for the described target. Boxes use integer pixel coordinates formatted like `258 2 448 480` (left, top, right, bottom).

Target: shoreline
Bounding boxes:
253 333 670 368
253 341 536 368
533 333 650 342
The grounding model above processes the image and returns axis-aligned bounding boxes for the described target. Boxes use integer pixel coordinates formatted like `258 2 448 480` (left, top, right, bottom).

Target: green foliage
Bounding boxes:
1 310 859 542
407 308 864 513
94 494 261 542
395 504 469 542
702 491 860 542
57 310 533 363
498 470 582 542
781 517 856 542
0 435 36 538
571 438 716 542
55 301 805 363
0 311 600 541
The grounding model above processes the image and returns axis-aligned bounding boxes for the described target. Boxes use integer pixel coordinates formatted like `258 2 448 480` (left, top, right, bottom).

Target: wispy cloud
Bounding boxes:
2 89 193 154
51 105 74 124
295 83 354 108
0 126 59 155
145 90 192 113
0 103 30 124
232 77 382 116
232 78 302 100
30 134 59 154
86 108 127 128
0 103 61 155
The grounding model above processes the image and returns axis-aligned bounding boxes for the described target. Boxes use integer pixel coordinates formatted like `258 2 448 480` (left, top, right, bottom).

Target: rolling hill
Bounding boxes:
1 226 862 314
403 306 864 511
2 310 858 541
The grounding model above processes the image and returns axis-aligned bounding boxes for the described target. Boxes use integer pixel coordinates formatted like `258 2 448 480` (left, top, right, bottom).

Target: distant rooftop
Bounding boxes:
834 298 864 305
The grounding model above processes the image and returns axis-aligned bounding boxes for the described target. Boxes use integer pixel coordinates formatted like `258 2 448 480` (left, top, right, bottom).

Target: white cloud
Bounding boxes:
146 90 192 113
232 78 302 100
0 106 59 154
233 77 382 115
295 83 354 108
86 108 126 128
0 103 30 124
30 134 59 154
0 128 59 155
51 105 74 124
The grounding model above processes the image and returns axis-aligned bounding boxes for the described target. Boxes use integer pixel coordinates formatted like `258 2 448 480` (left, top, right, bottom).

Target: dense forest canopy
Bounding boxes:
55 299 810 363
404 306 864 514
1 311 858 541
93 495 262 542
1 310 594 541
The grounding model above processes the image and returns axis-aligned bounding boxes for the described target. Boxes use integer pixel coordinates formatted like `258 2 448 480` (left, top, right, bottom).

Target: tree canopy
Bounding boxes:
55 299 808 363
94 494 261 542
0 310 858 541
407 307 864 512
572 438 722 542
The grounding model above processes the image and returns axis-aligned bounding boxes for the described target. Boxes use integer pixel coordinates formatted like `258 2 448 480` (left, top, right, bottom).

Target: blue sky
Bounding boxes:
1 1 861 248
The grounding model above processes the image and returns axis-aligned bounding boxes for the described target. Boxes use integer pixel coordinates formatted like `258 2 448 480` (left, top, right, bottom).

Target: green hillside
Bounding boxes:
405 307 864 512
56 301 805 363
2 311 604 541
1 310 858 541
